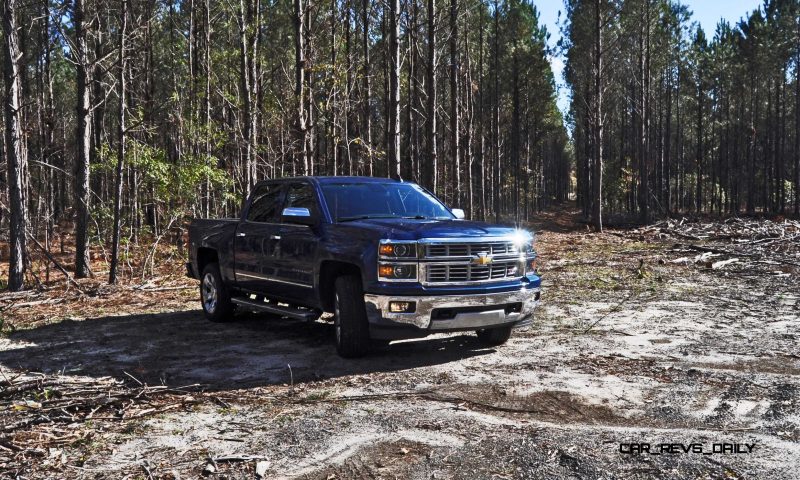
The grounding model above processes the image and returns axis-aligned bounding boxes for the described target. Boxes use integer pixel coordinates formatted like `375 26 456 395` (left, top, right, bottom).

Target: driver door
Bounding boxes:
233 182 285 293
272 182 321 303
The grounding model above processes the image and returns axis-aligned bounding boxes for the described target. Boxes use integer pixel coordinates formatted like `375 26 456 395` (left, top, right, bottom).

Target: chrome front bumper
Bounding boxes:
363 287 540 332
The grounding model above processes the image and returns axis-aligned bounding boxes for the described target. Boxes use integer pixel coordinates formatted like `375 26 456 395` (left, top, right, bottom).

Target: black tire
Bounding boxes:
333 275 370 358
476 326 512 346
200 263 234 322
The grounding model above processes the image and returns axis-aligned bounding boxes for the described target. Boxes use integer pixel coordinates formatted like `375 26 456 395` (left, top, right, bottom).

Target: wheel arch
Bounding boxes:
197 247 219 275
318 260 362 312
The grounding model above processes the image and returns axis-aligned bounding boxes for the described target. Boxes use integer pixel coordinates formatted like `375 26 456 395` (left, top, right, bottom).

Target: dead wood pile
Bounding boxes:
0 371 200 474
628 217 800 275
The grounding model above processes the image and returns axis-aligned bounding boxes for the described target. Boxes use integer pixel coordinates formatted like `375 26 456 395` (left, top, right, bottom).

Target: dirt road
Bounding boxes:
1 210 798 479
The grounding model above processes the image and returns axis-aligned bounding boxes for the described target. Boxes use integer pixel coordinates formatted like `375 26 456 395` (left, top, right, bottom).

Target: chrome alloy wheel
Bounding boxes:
202 272 218 314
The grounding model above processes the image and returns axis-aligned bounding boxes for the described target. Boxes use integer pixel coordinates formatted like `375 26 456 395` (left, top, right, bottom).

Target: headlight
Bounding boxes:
378 263 418 281
379 241 417 259
512 230 535 254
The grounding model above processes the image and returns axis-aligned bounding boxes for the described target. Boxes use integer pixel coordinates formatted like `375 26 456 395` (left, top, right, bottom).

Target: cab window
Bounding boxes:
246 184 282 222
283 183 319 218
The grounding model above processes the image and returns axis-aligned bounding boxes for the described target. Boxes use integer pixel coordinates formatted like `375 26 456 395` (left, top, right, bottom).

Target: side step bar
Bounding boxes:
231 297 321 321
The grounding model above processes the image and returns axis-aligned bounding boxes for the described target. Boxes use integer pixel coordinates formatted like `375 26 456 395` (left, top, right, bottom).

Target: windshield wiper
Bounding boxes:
337 214 442 222
337 214 397 222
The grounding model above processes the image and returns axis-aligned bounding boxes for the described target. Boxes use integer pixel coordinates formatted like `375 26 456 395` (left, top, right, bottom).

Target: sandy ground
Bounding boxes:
1 210 798 479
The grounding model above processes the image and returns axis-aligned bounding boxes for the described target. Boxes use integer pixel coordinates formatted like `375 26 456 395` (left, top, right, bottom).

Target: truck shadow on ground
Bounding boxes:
0 310 495 390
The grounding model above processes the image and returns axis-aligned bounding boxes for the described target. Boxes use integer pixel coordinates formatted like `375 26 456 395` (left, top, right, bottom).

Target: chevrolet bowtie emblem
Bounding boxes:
471 253 494 265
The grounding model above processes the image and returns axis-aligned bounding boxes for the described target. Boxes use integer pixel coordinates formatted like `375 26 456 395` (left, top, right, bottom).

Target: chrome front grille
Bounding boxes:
425 260 521 284
425 242 518 259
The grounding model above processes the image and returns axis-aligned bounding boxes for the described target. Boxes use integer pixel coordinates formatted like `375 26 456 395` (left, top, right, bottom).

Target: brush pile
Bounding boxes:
629 217 800 275
0 371 201 476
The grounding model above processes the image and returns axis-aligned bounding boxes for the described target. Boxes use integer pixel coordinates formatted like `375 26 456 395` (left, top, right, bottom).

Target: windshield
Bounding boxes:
321 182 455 222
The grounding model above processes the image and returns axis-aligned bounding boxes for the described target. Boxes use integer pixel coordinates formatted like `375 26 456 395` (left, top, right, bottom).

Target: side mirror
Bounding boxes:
451 208 466 220
281 207 316 226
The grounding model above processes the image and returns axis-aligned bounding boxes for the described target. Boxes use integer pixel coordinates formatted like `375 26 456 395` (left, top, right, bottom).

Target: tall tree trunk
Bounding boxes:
2 0 27 290
664 63 672 214
478 1 485 220
362 0 372 175
294 0 309 174
239 0 260 194
73 0 91 278
795 49 800 214
463 11 473 217
344 0 353 174
511 50 520 222
492 0 499 223
425 0 437 191
591 0 603 231
696 73 703 213
329 0 338 175
109 0 128 285
638 0 650 223
388 0 400 179
448 0 459 205
204 0 212 215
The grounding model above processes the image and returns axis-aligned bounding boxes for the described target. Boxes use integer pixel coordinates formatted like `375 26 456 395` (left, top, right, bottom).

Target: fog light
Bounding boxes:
389 301 416 313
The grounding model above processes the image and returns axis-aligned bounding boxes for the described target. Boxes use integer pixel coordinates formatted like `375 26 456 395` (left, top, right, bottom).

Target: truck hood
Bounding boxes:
338 218 528 240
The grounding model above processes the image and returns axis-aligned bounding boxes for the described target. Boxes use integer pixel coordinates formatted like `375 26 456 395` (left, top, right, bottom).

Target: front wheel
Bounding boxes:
333 275 370 358
476 326 512 346
200 263 234 322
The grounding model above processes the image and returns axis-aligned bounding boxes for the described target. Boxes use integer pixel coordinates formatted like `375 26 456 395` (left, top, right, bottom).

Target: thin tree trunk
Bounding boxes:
295 0 309 174
388 0 400 179
2 0 27 290
204 0 212 215
362 0 372 175
591 0 603 231
109 0 128 285
511 50 520 222
696 70 703 213
448 0 459 205
330 0 338 175
492 0 499 223
795 48 800 214
74 0 91 278
638 0 650 223
478 1 485 220
344 0 353 174
239 0 259 194
426 0 437 191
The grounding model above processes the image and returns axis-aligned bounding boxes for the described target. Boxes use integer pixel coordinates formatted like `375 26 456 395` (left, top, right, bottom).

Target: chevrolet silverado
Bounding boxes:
187 177 541 357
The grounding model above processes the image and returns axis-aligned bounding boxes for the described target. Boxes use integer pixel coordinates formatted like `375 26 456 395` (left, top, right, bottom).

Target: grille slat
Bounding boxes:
425 241 518 259
426 260 520 284
423 240 522 284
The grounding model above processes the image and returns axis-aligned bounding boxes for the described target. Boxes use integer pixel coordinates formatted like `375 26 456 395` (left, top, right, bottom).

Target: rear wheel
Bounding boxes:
333 275 370 358
200 263 234 322
476 326 512 346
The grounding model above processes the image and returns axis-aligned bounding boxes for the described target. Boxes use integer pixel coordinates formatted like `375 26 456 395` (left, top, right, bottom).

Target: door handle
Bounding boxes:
270 235 281 240
236 232 246 237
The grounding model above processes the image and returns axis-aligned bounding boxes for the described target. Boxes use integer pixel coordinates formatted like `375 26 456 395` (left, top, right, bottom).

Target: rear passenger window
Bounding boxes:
247 184 282 222
284 184 319 217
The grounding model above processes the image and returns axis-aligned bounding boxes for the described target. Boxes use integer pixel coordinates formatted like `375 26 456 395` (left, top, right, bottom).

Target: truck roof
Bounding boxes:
256 176 407 186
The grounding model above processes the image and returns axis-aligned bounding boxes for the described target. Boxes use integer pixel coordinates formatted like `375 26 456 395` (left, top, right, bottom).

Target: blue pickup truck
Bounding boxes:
187 176 541 357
